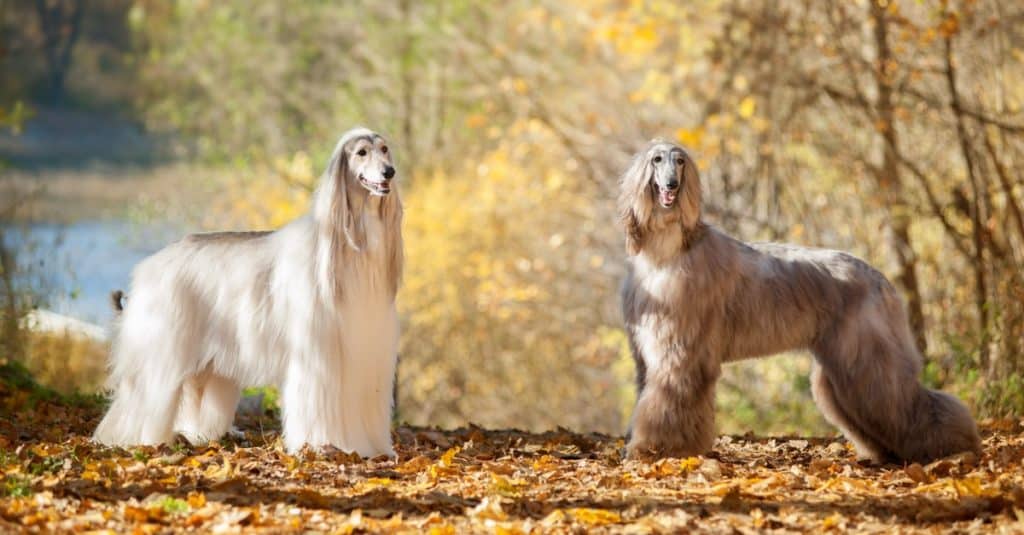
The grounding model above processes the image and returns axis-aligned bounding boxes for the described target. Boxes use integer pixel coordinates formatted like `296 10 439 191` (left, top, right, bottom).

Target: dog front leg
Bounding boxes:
626 350 719 459
280 357 343 454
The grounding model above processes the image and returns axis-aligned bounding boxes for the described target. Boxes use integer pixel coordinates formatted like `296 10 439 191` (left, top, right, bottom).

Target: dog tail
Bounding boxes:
812 290 980 463
110 290 126 313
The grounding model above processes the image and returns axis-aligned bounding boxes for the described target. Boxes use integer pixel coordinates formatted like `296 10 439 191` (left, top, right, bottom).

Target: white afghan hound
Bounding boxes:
619 140 981 463
94 128 403 457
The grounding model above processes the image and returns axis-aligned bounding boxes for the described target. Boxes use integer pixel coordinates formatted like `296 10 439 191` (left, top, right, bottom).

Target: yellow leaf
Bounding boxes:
123 505 151 523
531 455 558 472
397 455 432 474
675 127 705 148
738 96 757 119
951 477 999 497
541 509 566 526
512 78 528 95
568 508 621 525
439 446 460 467
186 492 206 509
205 458 232 479
680 456 702 472
491 473 527 495
283 455 300 472
822 513 843 530
465 114 487 129
428 447 462 481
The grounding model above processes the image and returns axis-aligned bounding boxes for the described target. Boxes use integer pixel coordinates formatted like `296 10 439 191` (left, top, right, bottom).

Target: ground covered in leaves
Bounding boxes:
2 376 1024 533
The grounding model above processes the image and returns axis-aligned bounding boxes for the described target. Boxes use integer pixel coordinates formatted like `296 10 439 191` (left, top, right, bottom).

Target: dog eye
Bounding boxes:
653 156 662 163
381 146 388 154
676 158 685 165
357 149 367 157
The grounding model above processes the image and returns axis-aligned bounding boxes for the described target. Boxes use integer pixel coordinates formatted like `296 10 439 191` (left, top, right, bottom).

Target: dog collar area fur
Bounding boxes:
679 221 709 252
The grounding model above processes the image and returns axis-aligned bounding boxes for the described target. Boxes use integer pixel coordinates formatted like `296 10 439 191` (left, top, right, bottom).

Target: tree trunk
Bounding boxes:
870 1 928 355
399 0 417 171
943 33 992 372
34 0 84 106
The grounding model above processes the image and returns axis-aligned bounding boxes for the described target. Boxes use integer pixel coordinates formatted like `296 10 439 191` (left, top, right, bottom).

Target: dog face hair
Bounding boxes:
346 133 396 196
648 143 686 209
618 140 702 255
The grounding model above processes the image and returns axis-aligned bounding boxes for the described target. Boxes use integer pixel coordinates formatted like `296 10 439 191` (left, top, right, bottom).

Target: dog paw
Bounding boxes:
626 439 708 461
624 440 660 461
315 444 364 462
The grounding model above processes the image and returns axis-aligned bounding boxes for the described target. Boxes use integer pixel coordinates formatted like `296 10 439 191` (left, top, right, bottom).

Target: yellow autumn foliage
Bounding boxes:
398 130 632 432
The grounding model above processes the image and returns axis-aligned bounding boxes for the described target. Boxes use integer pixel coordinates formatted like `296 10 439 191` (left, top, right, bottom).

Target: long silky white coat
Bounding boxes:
93 128 403 456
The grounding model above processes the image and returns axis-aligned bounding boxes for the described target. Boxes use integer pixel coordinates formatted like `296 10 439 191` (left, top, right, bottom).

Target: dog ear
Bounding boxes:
622 210 645 255
313 137 358 297
319 137 362 249
315 143 345 225
335 145 360 250
380 168 404 297
678 152 702 230
618 151 651 255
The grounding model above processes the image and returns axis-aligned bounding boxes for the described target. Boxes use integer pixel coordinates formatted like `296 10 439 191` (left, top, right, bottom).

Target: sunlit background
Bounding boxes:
1 0 1022 436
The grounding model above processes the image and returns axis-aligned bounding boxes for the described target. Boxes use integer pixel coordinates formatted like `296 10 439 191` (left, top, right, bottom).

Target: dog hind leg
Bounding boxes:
809 359 890 462
175 370 240 445
813 292 980 462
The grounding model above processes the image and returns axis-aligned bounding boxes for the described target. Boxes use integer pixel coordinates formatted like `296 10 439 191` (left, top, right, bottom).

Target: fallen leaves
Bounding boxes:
1 387 1023 533
567 507 621 526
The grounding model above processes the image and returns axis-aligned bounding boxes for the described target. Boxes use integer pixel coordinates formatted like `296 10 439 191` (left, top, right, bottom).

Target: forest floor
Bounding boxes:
1 367 1023 533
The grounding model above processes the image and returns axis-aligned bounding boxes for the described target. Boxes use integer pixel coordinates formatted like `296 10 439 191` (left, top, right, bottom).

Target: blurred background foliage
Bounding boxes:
1 0 1023 436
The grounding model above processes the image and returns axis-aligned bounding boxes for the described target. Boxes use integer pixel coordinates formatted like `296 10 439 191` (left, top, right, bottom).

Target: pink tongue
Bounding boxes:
661 190 676 204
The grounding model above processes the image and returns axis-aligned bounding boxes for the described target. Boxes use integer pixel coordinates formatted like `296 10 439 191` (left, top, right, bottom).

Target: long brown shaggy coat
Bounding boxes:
619 140 980 463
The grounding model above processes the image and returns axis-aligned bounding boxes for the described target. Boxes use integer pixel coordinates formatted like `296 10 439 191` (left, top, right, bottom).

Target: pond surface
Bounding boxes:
4 220 182 325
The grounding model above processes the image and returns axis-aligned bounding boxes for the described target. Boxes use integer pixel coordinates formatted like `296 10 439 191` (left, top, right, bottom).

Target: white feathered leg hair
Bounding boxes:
94 127 403 456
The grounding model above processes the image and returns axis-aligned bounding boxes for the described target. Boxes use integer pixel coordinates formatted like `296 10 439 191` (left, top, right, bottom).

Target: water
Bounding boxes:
4 220 181 325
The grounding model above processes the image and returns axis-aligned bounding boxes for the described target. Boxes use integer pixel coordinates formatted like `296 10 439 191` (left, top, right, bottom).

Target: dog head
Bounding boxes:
314 127 403 254
338 128 396 196
618 140 702 255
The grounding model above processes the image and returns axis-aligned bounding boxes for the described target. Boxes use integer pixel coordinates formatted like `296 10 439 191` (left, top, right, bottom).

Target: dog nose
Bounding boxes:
383 166 395 179
666 179 679 190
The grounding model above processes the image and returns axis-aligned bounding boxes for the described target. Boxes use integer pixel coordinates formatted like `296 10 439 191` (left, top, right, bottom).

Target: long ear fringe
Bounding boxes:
381 189 404 297
622 211 644 256
679 153 702 230
313 143 357 299
618 150 651 256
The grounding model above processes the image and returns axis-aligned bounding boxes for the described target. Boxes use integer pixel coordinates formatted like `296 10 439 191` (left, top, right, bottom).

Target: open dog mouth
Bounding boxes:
359 175 391 196
656 185 678 208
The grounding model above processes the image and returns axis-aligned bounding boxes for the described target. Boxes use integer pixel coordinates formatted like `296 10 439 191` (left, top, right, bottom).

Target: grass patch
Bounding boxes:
0 359 106 410
241 385 280 412
4 475 31 498
976 375 1024 419
157 497 189 515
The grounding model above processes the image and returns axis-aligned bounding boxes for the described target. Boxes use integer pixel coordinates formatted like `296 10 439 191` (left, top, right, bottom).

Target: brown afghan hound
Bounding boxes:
618 140 980 463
